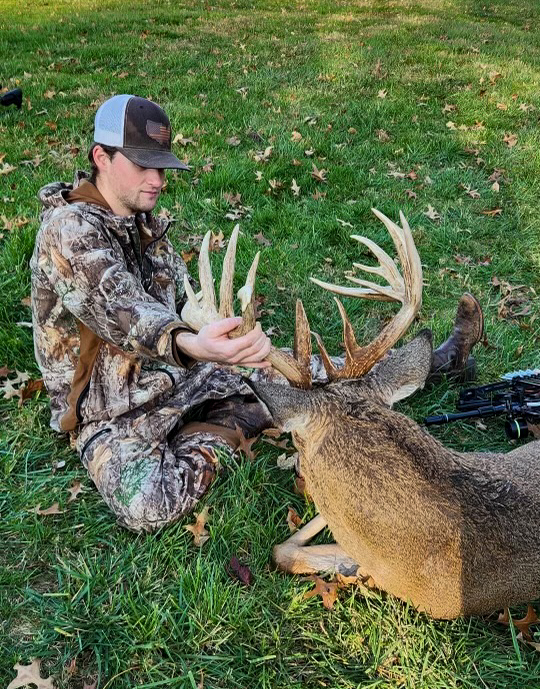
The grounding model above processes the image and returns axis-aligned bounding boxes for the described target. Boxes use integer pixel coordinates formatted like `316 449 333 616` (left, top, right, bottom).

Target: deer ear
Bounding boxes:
364 329 433 407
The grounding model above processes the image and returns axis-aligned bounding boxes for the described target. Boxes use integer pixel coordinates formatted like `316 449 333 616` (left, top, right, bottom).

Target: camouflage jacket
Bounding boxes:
31 171 198 432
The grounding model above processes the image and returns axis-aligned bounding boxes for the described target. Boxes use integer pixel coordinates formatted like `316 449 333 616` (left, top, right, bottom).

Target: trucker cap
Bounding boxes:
93 94 190 170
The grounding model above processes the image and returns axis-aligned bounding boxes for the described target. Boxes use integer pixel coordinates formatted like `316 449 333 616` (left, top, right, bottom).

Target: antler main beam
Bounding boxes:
310 208 423 380
180 225 312 388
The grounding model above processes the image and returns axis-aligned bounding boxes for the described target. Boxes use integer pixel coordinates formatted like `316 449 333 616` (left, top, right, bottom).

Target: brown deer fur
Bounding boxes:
249 331 540 619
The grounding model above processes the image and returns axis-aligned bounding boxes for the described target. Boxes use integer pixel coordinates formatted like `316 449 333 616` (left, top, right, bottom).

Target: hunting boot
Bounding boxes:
429 293 484 384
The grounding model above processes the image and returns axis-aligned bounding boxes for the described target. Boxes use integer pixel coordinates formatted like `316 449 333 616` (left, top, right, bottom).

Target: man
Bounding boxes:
31 94 483 533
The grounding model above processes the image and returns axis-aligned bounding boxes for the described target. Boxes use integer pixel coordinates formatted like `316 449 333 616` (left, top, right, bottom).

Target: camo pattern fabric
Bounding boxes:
31 172 273 531
75 365 271 532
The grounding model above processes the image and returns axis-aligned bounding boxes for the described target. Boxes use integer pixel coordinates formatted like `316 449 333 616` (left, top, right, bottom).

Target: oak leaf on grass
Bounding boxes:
185 506 210 546
304 575 339 610
7 659 55 689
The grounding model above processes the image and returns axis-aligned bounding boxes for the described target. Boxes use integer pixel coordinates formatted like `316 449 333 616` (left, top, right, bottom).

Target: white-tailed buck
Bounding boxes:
181 214 540 620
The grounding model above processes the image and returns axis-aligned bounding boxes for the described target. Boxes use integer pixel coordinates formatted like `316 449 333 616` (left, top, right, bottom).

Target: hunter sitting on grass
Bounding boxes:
31 94 483 533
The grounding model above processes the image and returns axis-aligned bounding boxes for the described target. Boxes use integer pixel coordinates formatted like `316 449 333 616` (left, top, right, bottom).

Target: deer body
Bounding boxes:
252 355 540 619
181 210 540 619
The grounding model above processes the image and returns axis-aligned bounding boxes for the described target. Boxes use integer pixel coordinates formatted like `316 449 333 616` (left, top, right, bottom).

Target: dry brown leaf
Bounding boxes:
234 425 259 460
82 679 98 689
371 59 386 79
376 129 390 142
310 163 327 182
0 366 13 378
498 605 539 641
491 181 500 192
43 89 56 99
184 506 210 546
20 378 45 404
7 659 55 689
377 89 387 99
181 249 197 263
209 230 225 252
291 130 302 142
253 146 273 163
503 132 518 147
276 452 297 470
442 103 457 113
255 170 263 181
228 556 253 586
287 507 303 532
405 189 417 199
291 178 300 196
0 163 16 175
304 575 339 610
226 135 241 146
21 296 31 308
481 208 502 217
67 480 83 503
312 190 326 201
423 205 441 221
30 502 64 516
254 231 271 247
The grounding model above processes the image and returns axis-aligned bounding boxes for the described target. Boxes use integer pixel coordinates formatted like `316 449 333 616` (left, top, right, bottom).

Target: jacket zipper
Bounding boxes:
80 427 112 459
155 367 175 386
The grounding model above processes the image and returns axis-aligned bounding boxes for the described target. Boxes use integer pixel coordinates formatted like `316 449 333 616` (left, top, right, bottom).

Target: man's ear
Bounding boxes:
92 145 110 174
363 329 433 407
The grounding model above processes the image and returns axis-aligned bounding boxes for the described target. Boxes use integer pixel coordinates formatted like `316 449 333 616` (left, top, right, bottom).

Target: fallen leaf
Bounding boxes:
234 425 259 460
20 378 45 404
276 452 298 470
30 502 64 516
336 218 353 228
491 181 500 192
460 184 480 199
0 366 13 378
503 132 518 147
489 71 502 84
0 163 16 175
287 507 302 532
498 605 539 641
173 133 195 146
181 249 197 263
377 89 387 99
312 190 326 201
83 679 98 689
254 231 271 247
228 556 253 586
67 480 83 503
209 230 225 252
304 575 339 610
184 506 210 546
304 148 315 157
291 178 300 196
226 135 241 146
310 163 327 182
291 130 303 142
118 71 129 78
255 170 263 181
7 659 55 689
423 205 441 221
376 129 390 142
371 59 386 79
252 146 273 163
405 189 417 199
43 89 56 99
442 103 457 113
481 208 502 217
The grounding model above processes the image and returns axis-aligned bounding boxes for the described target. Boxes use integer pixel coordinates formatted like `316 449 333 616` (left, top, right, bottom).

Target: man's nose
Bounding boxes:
147 168 165 187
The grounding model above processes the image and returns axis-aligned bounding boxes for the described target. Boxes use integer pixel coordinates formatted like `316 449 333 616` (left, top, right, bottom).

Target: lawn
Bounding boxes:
2 0 540 686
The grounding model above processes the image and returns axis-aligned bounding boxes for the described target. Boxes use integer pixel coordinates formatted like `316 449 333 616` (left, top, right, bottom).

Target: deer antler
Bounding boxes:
180 225 312 388
310 208 423 380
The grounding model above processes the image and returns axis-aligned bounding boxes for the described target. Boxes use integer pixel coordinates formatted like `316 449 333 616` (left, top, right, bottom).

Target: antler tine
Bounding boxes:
350 235 403 291
219 224 240 318
229 251 260 337
199 230 217 311
311 208 423 380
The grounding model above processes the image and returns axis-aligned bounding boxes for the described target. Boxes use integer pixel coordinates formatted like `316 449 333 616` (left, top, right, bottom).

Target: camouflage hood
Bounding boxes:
31 171 195 432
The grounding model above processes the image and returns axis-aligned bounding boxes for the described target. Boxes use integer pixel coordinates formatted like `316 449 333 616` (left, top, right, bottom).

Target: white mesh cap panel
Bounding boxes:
93 94 132 146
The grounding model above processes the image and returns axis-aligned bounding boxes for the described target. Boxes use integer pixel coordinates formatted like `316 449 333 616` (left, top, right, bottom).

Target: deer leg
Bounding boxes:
273 514 359 576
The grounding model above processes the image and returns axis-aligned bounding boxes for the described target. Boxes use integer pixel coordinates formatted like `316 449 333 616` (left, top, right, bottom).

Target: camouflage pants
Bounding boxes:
74 364 274 533
74 356 338 533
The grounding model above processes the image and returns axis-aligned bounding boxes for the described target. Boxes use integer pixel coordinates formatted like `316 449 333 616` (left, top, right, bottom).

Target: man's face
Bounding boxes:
97 149 165 216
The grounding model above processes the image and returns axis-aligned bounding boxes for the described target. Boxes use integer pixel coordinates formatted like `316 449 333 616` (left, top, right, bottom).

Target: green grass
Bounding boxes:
2 0 540 686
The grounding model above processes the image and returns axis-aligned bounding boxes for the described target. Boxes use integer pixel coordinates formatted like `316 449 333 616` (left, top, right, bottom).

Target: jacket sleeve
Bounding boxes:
39 210 189 367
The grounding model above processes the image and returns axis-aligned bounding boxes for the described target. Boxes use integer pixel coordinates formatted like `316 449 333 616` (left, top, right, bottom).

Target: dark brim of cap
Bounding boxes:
120 148 191 170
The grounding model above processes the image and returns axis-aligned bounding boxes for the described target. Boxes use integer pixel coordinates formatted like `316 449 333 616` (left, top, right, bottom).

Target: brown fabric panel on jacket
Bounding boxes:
180 421 241 450
60 321 103 431
66 180 112 209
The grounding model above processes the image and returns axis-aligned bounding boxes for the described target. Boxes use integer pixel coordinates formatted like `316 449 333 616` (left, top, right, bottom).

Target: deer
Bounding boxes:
180 213 540 622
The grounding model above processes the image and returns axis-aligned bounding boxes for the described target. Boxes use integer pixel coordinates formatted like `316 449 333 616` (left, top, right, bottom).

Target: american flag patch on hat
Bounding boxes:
146 120 171 144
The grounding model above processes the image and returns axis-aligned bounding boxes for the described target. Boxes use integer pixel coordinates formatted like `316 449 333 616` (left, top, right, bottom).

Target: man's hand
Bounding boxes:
175 317 272 368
